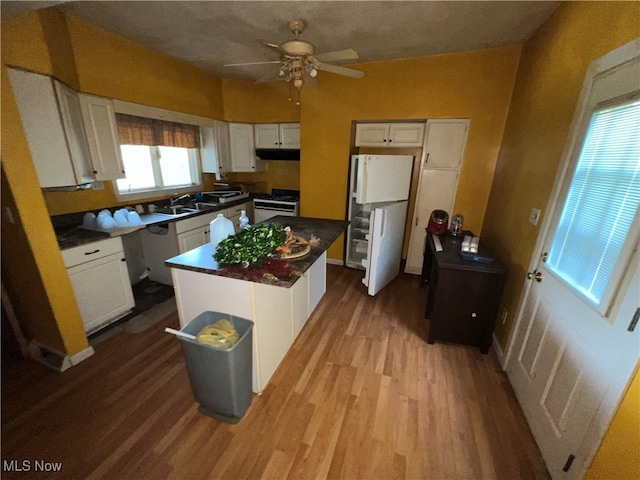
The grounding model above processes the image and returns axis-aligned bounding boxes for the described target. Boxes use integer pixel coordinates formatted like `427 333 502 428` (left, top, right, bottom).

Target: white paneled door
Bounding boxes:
505 40 640 480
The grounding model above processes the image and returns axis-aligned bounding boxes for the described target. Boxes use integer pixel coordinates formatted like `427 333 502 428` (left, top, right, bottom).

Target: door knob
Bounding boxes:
527 270 543 282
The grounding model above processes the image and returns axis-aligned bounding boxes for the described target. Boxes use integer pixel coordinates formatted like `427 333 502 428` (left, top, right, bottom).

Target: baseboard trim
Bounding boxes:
327 258 344 266
28 340 95 372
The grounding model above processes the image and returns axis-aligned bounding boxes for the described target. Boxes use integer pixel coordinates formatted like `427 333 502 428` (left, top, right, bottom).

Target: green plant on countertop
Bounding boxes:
214 223 287 266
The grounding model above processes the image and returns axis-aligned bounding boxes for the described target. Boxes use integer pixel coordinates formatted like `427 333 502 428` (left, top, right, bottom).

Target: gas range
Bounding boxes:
253 189 300 222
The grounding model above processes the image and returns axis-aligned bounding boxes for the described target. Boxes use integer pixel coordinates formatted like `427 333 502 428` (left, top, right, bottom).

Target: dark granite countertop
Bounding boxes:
165 216 349 288
53 196 256 250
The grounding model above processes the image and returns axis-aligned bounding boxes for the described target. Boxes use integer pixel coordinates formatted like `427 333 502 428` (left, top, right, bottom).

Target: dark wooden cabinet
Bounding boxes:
423 232 506 354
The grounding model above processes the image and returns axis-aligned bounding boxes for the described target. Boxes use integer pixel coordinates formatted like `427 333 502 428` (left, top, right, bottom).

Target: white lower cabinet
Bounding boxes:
176 212 219 254
63 237 134 334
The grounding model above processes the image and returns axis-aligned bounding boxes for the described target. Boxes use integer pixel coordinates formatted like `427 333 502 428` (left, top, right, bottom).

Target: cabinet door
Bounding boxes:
215 121 232 174
8 68 89 188
79 93 125 180
67 252 134 333
202 121 231 174
178 226 209 253
229 123 264 171
355 123 389 146
254 124 280 148
279 123 300 148
388 123 425 147
54 81 95 185
423 119 469 169
405 169 460 274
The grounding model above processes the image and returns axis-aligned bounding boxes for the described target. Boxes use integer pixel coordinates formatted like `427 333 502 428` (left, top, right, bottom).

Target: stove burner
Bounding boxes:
261 195 299 202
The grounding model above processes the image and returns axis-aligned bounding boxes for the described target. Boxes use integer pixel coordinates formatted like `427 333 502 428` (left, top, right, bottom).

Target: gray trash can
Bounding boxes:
178 311 254 423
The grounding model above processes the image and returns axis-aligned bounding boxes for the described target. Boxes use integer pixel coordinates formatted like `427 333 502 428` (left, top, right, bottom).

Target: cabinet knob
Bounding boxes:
383 139 387 142
389 139 392 143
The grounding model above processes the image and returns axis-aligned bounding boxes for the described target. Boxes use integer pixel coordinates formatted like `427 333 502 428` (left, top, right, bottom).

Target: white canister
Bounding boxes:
209 213 235 249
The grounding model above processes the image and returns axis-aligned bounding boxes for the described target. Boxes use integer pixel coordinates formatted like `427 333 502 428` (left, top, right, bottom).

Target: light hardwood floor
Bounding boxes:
1 265 549 479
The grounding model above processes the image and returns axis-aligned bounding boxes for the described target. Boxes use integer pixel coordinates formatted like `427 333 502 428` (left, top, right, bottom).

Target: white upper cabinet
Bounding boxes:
201 120 231 175
229 123 266 172
355 122 425 148
254 123 300 149
78 93 126 180
422 119 469 169
9 68 94 188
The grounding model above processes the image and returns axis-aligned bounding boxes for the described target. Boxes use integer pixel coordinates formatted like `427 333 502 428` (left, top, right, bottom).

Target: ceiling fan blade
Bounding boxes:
224 61 281 67
262 42 288 56
314 48 359 63
255 68 283 84
315 62 364 79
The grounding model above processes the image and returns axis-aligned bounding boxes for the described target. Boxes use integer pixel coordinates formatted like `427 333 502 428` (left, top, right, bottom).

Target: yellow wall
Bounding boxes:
1 10 88 355
585 368 640 480
299 47 521 259
478 2 639 478
481 1 640 348
1 8 227 355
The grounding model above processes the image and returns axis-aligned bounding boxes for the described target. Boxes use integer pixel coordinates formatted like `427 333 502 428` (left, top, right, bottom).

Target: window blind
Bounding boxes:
547 99 640 306
115 113 200 149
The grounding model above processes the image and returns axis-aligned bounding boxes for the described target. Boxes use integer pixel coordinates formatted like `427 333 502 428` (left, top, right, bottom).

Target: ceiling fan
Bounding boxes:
225 19 364 100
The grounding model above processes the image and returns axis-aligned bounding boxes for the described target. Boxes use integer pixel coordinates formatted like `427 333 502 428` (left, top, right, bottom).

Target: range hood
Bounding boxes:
255 148 300 161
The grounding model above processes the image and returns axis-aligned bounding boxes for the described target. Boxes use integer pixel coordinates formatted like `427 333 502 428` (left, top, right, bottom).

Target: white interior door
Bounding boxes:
505 41 640 480
362 201 408 296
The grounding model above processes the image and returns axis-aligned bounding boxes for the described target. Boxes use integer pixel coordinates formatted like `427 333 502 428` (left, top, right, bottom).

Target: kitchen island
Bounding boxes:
165 216 348 393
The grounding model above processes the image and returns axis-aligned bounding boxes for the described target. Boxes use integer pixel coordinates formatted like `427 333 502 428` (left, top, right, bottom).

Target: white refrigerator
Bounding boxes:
346 154 414 296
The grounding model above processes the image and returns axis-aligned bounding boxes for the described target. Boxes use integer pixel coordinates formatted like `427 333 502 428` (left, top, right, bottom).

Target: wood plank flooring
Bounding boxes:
1 266 549 479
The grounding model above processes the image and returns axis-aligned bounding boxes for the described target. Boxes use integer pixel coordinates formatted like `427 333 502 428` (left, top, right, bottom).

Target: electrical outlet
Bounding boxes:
529 208 541 226
501 309 508 325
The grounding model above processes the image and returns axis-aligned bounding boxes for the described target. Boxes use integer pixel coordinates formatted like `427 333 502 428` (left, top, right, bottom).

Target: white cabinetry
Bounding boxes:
79 93 126 180
62 237 134 333
229 123 266 172
355 122 425 147
405 119 469 274
254 123 300 149
8 68 94 188
201 120 231 175
176 211 220 253
422 120 469 169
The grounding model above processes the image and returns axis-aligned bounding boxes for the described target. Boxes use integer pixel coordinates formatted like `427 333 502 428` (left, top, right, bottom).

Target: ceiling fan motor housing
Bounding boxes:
281 40 315 57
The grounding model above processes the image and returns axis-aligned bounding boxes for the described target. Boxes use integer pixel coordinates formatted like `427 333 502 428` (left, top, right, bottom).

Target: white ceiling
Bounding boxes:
2 1 560 82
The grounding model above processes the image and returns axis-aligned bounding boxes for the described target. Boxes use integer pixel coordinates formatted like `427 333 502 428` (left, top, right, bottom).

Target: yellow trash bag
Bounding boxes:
196 319 239 349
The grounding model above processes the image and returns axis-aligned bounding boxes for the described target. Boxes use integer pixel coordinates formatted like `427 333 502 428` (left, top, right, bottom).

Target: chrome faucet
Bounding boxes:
170 193 190 206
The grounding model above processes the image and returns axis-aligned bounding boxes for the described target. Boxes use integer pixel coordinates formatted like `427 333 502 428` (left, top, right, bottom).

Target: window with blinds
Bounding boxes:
114 114 202 199
547 97 640 310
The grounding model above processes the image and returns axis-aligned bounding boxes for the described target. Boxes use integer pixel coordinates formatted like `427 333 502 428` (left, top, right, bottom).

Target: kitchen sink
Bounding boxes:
155 206 199 216
186 202 219 211
154 202 219 216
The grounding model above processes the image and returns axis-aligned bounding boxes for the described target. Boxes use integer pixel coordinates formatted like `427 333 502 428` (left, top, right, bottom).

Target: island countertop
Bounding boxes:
165 216 349 287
